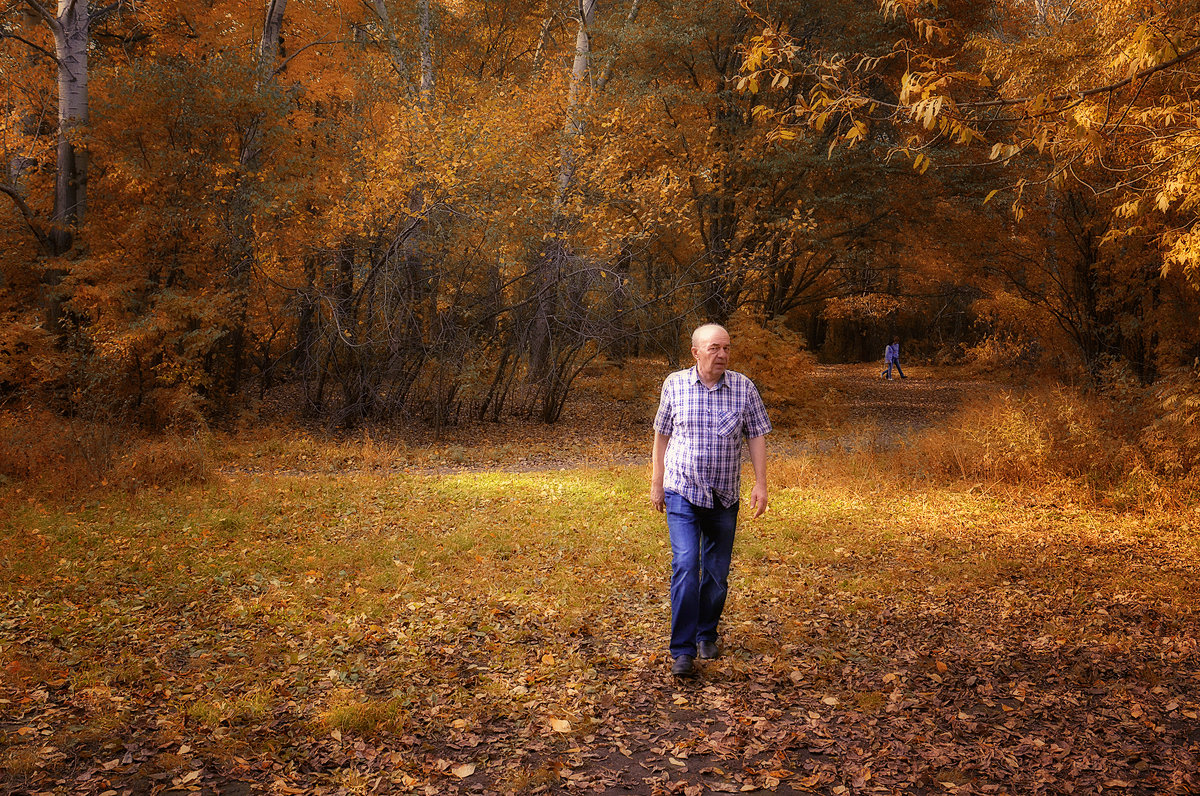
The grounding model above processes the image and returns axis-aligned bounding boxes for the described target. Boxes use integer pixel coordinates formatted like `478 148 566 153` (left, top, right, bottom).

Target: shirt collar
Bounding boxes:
690 366 728 391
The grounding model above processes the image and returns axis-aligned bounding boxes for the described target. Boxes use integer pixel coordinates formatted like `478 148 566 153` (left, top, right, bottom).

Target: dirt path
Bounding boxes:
813 364 972 431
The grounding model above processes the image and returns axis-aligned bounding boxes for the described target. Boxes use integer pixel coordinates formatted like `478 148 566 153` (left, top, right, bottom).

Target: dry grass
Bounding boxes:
1 745 41 779
109 434 212 490
908 385 1167 495
0 410 211 494
318 690 407 736
0 410 120 489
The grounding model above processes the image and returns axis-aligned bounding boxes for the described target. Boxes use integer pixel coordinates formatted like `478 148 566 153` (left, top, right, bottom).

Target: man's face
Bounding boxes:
693 328 731 379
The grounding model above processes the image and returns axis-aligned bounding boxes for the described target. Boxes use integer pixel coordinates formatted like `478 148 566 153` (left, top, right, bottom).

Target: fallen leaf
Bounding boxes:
451 763 475 778
550 718 571 733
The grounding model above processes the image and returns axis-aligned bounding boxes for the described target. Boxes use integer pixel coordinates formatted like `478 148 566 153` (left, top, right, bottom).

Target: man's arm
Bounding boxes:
651 432 670 512
748 434 768 518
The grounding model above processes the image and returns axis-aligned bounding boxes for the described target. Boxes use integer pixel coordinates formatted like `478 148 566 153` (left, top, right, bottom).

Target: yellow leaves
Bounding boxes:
844 120 868 145
989 142 1021 162
912 17 949 45
910 95 950 130
736 74 761 95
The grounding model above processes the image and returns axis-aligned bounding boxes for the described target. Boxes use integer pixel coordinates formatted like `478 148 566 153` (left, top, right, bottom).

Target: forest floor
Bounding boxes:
3 364 1199 796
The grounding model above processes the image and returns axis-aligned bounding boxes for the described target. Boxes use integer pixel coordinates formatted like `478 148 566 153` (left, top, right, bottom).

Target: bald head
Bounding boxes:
691 323 728 348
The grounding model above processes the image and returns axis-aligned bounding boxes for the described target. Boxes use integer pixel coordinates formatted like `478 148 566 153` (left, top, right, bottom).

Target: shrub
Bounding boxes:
913 387 1131 485
110 435 213 490
0 410 119 490
724 311 818 427
1138 362 1200 479
0 410 212 493
961 334 1044 374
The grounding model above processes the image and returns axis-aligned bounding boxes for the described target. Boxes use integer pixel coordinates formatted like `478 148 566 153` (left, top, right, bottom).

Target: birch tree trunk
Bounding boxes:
15 0 94 255
529 0 645 417
259 0 287 74
552 0 597 215
52 0 88 254
368 0 414 96
526 0 597 408
419 0 435 105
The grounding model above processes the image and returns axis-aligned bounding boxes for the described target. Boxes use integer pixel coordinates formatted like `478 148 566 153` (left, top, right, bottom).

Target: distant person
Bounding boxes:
650 323 772 678
882 337 906 380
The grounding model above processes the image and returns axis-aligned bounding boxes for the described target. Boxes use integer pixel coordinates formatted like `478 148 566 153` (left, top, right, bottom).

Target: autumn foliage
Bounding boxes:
0 0 1197 449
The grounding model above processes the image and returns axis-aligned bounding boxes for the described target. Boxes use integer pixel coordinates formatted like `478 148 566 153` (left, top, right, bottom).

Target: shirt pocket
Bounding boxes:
715 409 742 438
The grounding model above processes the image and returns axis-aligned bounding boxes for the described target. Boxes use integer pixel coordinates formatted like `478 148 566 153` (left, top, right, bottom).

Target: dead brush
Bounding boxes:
725 311 824 426
0 409 120 491
109 434 213 490
912 386 1135 487
1 745 40 779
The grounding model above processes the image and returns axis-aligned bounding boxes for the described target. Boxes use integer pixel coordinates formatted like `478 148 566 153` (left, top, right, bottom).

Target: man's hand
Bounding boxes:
650 482 665 513
749 481 768 518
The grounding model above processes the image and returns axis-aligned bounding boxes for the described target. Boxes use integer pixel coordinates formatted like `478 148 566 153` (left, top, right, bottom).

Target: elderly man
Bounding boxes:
650 323 771 677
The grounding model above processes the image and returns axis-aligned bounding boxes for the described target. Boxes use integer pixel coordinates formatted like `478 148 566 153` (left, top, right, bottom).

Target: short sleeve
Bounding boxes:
653 377 675 435
742 380 771 438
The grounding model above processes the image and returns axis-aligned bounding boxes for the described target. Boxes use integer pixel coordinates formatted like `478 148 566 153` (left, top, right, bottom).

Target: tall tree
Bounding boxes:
1 0 127 254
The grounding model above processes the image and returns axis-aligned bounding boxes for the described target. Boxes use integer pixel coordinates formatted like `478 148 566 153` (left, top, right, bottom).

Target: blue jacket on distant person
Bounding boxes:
882 339 906 380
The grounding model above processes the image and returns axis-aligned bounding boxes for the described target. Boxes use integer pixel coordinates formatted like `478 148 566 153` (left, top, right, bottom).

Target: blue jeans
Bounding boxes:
665 490 738 658
884 358 905 379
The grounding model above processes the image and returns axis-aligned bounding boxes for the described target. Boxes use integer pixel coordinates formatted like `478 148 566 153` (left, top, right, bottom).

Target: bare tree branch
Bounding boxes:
273 37 344 77
92 0 129 22
0 182 53 254
21 0 58 31
0 30 62 64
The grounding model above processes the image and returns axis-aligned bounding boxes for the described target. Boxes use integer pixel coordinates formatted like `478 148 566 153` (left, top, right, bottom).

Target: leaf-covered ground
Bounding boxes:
3 369 1199 795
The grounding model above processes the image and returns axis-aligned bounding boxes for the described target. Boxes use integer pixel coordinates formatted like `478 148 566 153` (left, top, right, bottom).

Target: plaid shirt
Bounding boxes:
653 367 772 508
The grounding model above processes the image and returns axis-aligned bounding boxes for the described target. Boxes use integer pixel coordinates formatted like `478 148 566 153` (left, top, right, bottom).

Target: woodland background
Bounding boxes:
1 0 1200 470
